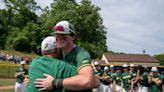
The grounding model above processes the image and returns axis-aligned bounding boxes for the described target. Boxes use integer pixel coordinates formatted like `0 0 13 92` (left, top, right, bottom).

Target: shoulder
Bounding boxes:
75 46 90 55
32 56 61 62
75 46 91 60
159 75 164 80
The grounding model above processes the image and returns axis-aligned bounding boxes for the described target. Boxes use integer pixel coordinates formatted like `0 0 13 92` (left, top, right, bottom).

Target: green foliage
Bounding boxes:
13 36 30 52
154 54 164 65
43 0 107 58
2 0 42 52
1 0 107 58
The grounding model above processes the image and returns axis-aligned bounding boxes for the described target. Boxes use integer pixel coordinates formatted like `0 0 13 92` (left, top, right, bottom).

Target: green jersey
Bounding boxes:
94 69 103 76
108 71 115 82
122 72 132 91
62 46 92 92
130 71 137 87
25 56 77 92
161 75 164 85
149 75 164 92
16 68 28 83
131 72 137 79
62 46 92 72
113 72 122 86
140 72 149 87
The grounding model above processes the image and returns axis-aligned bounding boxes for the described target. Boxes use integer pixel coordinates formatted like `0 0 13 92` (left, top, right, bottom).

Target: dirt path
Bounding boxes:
0 85 14 90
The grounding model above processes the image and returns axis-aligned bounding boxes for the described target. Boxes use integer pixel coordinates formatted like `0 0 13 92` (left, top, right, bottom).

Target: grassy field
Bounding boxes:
0 79 15 86
0 65 19 78
0 63 29 78
0 79 15 92
0 89 14 92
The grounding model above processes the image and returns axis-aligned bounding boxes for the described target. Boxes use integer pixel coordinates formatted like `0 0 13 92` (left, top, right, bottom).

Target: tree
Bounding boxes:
1 0 107 58
41 0 107 58
154 54 164 65
2 0 41 52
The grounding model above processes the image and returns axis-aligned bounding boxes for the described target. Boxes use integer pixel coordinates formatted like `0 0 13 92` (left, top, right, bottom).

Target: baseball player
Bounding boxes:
137 66 150 92
148 67 164 92
34 21 100 92
121 64 133 92
101 66 112 92
94 61 103 77
108 65 115 91
25 36 77 92
113 66 126 92
15 61 28 92
129 64 138 92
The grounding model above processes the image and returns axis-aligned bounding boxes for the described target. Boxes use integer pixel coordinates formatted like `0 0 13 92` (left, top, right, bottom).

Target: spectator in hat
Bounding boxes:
15 61 28 92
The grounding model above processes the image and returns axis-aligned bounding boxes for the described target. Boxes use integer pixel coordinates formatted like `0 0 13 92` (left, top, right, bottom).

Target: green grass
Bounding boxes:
0 79 16 86
0 66 19 78
0 79 15 92
0 65 29 78
0 89 14 92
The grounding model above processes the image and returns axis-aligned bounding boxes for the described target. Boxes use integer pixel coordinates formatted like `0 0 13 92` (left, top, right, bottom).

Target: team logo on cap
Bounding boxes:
44 43 48 50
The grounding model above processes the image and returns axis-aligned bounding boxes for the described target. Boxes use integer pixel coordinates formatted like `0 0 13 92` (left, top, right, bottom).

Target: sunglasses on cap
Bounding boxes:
53 26 64 32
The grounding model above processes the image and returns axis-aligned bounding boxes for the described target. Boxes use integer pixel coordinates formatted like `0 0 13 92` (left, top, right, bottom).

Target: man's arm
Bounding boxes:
152 78 162 86
35 66 100 91
130 78 134 91
62 66 100 90
148 73 153 83
121 79 124 92
113 80 116 92
15 71 25 77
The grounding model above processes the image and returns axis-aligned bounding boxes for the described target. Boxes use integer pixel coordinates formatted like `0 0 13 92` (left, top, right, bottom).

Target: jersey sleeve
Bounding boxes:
56 60 77 78
76 49 92 72
159 75 164 85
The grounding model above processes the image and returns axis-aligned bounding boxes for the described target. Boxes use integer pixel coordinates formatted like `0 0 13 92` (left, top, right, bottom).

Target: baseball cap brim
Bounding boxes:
50 31 71 35
116 67 122 70
54 31 71 34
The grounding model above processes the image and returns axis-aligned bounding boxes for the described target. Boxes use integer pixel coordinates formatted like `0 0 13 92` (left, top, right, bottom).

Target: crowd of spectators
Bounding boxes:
0 52 32 64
